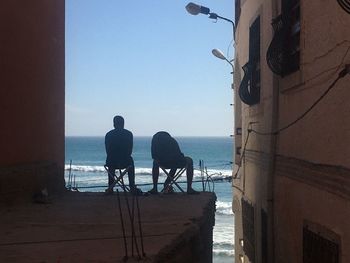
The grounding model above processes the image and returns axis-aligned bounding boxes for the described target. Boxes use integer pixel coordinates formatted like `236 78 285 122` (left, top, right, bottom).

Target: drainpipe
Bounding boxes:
267 0 279 262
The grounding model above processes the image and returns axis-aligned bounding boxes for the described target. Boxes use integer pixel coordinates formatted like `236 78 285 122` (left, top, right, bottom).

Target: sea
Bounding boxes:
65 136 234 262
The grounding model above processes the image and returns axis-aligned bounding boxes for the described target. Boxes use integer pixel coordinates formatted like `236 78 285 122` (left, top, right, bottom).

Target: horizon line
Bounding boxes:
65 135 234 138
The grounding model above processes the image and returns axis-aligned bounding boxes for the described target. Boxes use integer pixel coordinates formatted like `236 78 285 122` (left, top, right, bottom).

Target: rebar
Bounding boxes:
116 190 128 261
136 193 146 257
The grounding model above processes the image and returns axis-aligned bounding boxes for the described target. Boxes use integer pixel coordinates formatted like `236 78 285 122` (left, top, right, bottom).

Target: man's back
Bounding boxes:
105 128 133 167
151 131 184 164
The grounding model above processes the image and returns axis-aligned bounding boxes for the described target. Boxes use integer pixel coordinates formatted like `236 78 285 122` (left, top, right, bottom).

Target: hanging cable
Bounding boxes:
233 129 252 179
251 65 350 136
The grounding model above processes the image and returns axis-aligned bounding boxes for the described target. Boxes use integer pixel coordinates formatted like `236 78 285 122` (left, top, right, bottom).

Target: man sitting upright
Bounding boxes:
105 115 136 193
149 131 198 194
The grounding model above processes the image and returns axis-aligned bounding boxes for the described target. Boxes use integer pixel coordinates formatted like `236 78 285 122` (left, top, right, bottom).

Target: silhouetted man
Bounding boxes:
105 116 136 193
149 131 198 194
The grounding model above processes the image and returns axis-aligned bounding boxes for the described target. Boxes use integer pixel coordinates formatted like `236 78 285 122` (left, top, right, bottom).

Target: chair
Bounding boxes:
104 165 131 192
155 161 186 193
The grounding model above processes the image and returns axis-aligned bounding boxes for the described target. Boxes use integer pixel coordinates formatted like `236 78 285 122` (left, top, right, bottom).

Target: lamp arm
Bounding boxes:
211 13 236 38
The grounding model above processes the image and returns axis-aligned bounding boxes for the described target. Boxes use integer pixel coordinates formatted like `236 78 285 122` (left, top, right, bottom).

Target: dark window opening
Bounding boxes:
261 209 268 263
249 16 261 102
235 0 241 26
303 227 339 263
242 198 255 262
266 0 300 76
239 16 261 105
284 0 300 74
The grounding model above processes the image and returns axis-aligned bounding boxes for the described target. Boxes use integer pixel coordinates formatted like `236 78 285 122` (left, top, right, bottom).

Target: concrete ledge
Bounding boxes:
0 191 216 262
0 161 65 203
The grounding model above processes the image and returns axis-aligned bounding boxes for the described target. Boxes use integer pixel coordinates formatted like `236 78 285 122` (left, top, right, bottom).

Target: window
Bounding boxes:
235 0 241 26
266 0 300 76
239 16 261 105
261 209 268 263
283 0 300 74
303 226 339 263
242 198 255 262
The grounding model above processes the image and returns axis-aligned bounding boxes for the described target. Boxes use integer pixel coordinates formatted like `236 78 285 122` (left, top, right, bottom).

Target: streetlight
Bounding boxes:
185 2 235 35
212 48 234 70
186 3 239 173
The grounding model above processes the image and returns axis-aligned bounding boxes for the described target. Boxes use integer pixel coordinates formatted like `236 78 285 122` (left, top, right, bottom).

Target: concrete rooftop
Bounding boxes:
0 191 216 262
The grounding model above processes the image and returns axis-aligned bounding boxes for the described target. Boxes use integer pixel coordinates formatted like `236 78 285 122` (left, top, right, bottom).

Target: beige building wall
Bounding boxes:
274 1 350 262
234 0 350 262
233 0 277 262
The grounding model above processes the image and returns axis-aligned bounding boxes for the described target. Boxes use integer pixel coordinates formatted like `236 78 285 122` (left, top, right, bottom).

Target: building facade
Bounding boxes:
233 0 350 262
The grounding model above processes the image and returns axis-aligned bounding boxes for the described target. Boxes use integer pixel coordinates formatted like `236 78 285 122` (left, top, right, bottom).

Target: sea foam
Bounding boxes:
65 164 232 179
216 201 233 215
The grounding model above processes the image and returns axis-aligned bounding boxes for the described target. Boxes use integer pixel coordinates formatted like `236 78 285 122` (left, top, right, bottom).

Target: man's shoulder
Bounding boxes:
106 128 132 138
123 129 133 137
105 129 114 138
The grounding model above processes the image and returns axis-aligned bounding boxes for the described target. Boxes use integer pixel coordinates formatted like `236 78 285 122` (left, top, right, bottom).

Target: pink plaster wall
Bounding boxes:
0 0 65 197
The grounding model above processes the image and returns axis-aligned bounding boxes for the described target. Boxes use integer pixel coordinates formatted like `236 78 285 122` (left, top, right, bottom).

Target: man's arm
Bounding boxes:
105 133 110 155
127 131 133 156
173 138 185 158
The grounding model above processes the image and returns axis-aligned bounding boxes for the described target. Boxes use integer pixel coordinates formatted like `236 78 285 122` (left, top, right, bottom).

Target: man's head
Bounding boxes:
113 115 124 129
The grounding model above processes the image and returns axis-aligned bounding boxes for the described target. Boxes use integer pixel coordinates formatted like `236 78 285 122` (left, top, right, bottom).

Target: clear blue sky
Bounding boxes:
65 1 235 136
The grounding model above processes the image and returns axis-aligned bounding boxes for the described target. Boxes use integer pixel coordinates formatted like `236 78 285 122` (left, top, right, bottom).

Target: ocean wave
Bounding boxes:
65 165 232 179
213 249 234 257
216 201 233 215
65 165 105 173
213 240 234 248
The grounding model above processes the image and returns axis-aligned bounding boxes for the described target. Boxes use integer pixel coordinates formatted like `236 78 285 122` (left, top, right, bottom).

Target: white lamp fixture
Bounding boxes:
212 48 226 60
185 2 210 15
185 2 235 35
212 48 234 70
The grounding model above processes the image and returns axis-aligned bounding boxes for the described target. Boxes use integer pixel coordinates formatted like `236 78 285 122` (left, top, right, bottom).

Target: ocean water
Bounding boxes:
65 136 234 262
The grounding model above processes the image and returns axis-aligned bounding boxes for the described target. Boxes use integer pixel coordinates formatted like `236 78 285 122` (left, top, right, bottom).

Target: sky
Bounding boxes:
65 0 235 137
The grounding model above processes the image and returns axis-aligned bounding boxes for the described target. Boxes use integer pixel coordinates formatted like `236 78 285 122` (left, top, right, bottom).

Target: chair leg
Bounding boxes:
160 167 185 193
104 166 130 192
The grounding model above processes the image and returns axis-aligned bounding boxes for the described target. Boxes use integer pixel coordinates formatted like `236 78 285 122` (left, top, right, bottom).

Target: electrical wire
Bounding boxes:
233 129 251 179
232 64 349 184
301 40 350 66
251 65 349 136
298 46 350 89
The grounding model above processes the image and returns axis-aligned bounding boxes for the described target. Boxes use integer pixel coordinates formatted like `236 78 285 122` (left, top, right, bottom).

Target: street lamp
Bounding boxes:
212 48 234 70
185 2 235 35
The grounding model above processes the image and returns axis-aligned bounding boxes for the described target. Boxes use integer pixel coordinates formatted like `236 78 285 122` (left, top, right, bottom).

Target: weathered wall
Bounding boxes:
234 0 350 262
0 0 65 201
233 0 276 262
275 173 350 263
154 194 216 263
277 0 350 168
274 0 350 262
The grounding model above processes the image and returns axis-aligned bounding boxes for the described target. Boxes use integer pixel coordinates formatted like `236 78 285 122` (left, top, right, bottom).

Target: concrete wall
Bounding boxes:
0 0 65 201
154 194 216 263
233 0 277 262
274 156 350 263
274 1 350 262
277 0 350 167
234 0 350 262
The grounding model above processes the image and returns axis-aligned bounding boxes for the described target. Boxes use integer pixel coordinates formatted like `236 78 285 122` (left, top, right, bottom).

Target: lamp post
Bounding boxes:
185 2 235 37
186 2 240 172
212 48 234 71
